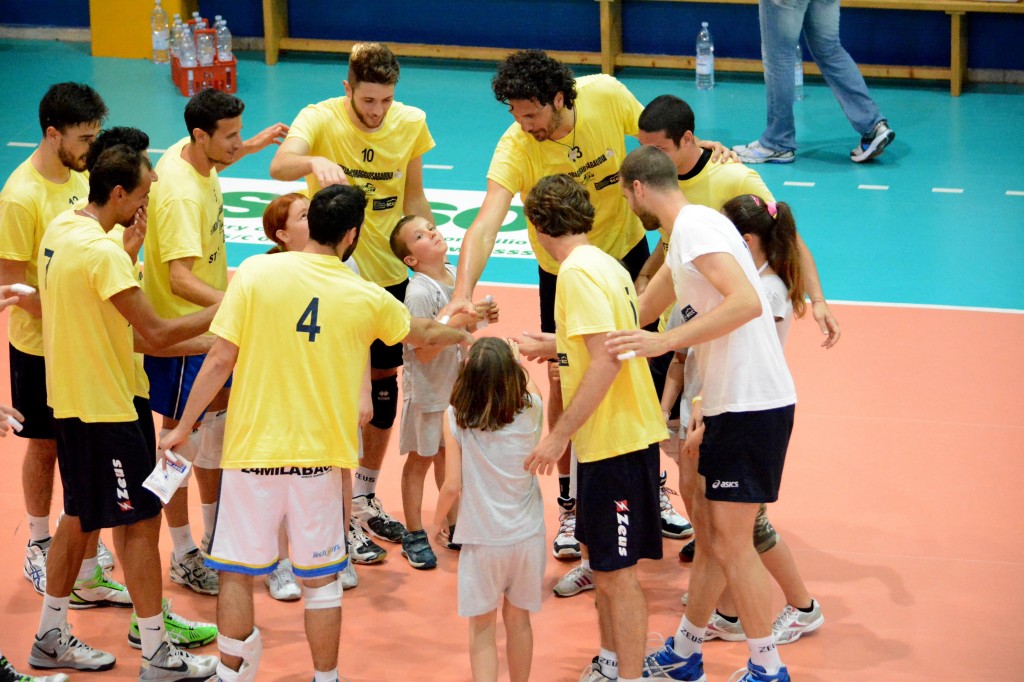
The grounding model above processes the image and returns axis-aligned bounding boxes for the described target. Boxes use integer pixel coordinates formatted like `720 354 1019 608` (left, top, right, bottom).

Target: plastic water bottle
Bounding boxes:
196 31 215 67
794 43 804 101
216 20 233 63
178 26 197 68
151 0 170 64
696 22 714 91
170 14 183 60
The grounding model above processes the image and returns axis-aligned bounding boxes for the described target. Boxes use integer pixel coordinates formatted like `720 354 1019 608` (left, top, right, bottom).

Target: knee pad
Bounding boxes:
194 410 226 469
161 428 198 488
753 504 779 554
369 375 398 430
218 627 262 681
303 576 343 610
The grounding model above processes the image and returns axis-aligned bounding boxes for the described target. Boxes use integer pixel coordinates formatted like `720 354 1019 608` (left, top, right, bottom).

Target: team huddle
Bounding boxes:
0 44 840 682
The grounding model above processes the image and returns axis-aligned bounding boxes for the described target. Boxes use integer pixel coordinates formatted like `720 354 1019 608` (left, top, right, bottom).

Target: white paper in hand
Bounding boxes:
143 451 192 504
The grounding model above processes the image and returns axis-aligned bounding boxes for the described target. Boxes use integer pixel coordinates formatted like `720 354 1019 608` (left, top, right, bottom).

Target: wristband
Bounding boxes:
691 396 702 406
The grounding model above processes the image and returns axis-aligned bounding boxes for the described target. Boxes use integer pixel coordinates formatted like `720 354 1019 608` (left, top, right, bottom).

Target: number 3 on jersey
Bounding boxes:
296 297 321 342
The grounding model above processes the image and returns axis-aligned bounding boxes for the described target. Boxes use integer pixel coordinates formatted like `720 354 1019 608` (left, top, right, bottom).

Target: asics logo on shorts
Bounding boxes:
712 480 739 489
615 499 630 557
112 459 134 512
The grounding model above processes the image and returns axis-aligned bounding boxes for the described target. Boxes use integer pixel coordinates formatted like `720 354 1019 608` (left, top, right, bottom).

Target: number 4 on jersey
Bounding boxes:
296 297 322 342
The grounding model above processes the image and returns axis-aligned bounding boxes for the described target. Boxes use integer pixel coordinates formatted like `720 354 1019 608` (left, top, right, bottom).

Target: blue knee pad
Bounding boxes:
369 375 398 430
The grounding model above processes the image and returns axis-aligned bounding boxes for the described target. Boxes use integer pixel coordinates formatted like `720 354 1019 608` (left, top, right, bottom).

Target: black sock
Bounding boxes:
715 610 739 623
797 601 816 613
558 475 570 500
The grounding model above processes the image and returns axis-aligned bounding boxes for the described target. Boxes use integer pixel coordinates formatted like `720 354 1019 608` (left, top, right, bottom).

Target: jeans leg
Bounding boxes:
759 0 808 152
803 0 883 135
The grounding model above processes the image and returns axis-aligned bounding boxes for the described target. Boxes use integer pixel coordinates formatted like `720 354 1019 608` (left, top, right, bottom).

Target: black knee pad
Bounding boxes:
753 503 779 554
369 374 399 430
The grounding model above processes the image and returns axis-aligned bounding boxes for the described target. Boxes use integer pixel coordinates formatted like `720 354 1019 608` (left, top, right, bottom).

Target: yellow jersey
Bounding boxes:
555 245 667 462
213 251 411 469
487 74 645 275
143 137 227 319
286 98 435 287
39 212 139 422
679 154 774 211
0 158 89 355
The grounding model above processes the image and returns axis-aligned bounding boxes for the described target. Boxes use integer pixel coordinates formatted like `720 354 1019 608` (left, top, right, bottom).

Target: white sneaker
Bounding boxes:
659 485 694 539
773 599 824 644
96 537 114 570
0 652 70 682
339 562 358 591
351 494 406 543
265 559 301 601
69 564 132 609
553 564 595 598
578 656 615 681
139 640 218 681
170 548 219 595
24 538 49 595
347 523 387 564
704 612 746 642
552 510 581 560
28 624 116 672
733 140 795 164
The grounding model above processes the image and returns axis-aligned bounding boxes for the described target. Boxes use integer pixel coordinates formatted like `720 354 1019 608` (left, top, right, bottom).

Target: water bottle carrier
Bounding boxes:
170 24 237 96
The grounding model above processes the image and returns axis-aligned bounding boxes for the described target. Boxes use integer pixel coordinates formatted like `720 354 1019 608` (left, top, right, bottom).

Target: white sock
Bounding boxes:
27 514 50 543
581 558 591 571
201 502 217 539
38 595 70 637
169 524 198 561
568 446 578 498
353 467 379 498
76 555 99 581
748 635 782 674
137 613 165 659
673 615 705 658
312 670 338 682
598 648 618 678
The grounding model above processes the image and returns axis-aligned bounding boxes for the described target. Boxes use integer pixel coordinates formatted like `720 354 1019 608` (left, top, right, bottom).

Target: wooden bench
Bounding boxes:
599 0 1024 96
261 0 1023 96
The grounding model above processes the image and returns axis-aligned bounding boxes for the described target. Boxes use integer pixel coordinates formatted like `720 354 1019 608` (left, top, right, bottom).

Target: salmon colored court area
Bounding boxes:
0 289 1022 681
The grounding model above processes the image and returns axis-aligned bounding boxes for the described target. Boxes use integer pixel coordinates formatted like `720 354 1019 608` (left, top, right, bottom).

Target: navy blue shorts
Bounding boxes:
369 279 408 370
9 344 54 439
698 405 795 504
144 354 232 421
575 443 663 572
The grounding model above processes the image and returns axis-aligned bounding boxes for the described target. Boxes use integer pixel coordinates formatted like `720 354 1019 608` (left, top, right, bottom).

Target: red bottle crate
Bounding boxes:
170 27 238 97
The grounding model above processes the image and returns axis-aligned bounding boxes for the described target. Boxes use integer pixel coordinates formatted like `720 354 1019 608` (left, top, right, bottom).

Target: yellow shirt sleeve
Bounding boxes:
157 198 205 263
0 198 36 262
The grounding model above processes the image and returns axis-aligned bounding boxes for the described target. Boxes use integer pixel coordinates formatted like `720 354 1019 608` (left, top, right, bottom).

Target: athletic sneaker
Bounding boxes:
69 564 132 609
772 599 824 644
129 599 217 649
347 522 387 565
265 559 302 601
704 612 745 642
96 537 114 570
438 524 461 551
733 140 795 165
850 120 895 163
339 562 358 590
170 548 219 595
679 539 696 563
659 476 694 540
28 624 115 672
0 653 68 682
578 656 614 681
552 509 581 560
553 564 594 597
351 494 406 544
24 538 49 595
726 661 791 682
642 637 706 681
139 640 218 681
401 529 437 570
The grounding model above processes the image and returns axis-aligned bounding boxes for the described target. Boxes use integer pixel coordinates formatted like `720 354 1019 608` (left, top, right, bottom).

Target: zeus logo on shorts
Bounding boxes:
712 480 739 489
111 459 134 512
615 499 630 557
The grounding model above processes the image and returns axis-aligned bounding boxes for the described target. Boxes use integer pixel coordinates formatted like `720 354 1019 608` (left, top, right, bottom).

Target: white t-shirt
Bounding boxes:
760 270 793 347
666 204 796 416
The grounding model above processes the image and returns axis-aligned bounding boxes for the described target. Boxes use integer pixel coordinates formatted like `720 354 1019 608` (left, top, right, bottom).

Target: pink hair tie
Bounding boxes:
765 201 778 219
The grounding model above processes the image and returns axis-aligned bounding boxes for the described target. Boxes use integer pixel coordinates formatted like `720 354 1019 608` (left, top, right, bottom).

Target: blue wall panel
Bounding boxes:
0 0 89 28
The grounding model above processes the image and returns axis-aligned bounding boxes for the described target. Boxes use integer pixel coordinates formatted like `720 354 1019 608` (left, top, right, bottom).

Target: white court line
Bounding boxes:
932 187 964 194
424 164 453 170
148 148 167 154
7 141 36 148
1006 190 1024 197
783 181 815 187
858 184 889 190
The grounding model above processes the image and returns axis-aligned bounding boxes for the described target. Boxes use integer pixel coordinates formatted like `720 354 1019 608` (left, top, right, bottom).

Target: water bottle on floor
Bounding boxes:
696 21 714 91
794 43 804 101
151 0 170 64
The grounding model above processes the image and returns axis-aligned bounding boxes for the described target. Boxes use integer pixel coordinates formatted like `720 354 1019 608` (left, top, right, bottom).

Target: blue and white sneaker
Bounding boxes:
727 661 791 682
850 120 895 163
733 140 795 164
642 637 706 681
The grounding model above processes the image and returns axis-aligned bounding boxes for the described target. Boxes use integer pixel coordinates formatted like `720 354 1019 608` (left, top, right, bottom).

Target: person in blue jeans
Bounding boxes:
734 0 895 164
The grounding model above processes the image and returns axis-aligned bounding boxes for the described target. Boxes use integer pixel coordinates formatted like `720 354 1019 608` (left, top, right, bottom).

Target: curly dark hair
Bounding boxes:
492 50 577 109
523 174 593 237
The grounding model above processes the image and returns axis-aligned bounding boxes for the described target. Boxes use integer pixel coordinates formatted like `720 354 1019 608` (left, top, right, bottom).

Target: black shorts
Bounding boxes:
538 236 651 334
9 344 55 439
370 279 409 370
576 443 663 572
53 396 162 533
698 405 795 504
648 350 680 420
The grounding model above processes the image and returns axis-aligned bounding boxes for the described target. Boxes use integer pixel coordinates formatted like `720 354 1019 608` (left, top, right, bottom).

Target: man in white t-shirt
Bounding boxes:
608 146 796 682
